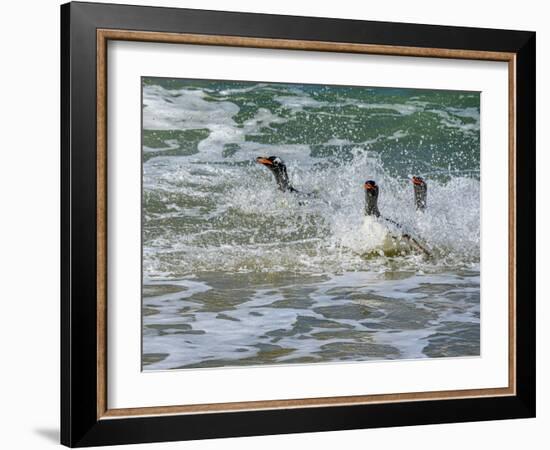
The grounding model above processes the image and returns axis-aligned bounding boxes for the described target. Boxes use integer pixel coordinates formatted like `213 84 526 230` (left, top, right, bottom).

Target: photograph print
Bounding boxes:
141 77 481 371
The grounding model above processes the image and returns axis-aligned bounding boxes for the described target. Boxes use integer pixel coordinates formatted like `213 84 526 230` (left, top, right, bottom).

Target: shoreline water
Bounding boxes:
141 79 481 370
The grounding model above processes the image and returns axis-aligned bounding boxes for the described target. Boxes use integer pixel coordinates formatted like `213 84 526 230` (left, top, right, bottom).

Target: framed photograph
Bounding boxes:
61 1 535 447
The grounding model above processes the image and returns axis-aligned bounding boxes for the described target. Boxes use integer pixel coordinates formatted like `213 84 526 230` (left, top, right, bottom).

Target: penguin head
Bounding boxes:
364 180 379 198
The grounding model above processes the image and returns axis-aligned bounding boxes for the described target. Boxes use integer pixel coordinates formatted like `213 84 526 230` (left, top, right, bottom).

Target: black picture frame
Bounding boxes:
61 1 535 447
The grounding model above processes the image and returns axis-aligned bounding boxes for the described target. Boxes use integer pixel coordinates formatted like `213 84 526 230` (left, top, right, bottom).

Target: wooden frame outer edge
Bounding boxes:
508 56 517 395
95 29 517 420
98 29 515 61
97 29 108 419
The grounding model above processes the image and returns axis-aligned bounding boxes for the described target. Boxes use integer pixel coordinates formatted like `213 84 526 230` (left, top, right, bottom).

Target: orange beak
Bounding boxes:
412 177 424 185
364 183 375 191
256 157 273 166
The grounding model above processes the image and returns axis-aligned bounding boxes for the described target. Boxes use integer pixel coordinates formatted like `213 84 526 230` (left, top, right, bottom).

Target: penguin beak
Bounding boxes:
256 157 273 166
412 177 424 186
364 183 375 191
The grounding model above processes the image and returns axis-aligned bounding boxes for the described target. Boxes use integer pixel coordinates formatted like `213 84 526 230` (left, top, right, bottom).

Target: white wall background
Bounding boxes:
0 0 546 448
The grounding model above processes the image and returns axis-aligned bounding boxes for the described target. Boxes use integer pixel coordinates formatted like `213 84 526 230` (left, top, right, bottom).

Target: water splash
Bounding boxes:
143 149 479 277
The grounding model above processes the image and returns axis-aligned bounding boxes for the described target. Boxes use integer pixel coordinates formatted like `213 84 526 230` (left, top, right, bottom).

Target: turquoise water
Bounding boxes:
141 78 480 370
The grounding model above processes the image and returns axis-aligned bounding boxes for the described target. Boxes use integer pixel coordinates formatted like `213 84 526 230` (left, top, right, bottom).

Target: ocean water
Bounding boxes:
142 78 480 370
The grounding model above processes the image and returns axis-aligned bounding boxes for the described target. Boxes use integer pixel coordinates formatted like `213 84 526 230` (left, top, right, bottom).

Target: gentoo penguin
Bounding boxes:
363 180 431 257
256 156 312 196
412 176 427 211
364 180 381 217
